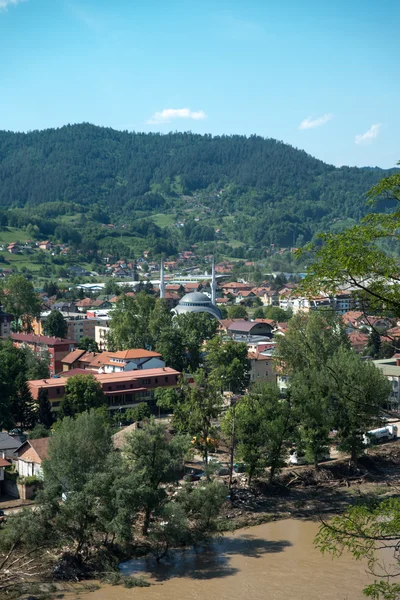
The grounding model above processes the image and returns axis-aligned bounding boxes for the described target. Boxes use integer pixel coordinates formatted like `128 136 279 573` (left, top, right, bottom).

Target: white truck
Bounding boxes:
363 425 398 445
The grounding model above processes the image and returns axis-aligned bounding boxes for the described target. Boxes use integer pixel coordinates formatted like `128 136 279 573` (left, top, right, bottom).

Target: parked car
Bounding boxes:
183 470 203 482
233 462 246 473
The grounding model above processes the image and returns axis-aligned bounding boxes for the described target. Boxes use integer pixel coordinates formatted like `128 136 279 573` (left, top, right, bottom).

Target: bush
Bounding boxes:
18 475 42 486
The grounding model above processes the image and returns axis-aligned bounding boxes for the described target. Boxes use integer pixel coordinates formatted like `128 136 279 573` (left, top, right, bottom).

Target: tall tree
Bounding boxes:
172 370 223 465
37 388 53 428
276 310 349 375
42 410 136 555
43 310 68 338
60 374 106 417
205 336 250 394
302 167 400 320
224 384 292 484
289 369 331 469
175 312 218 371
227 305 248 319
10 378 36 433
328 348 391 466
108 292 156 350
0 275 42 332
123 419 189 535
77 337 99 352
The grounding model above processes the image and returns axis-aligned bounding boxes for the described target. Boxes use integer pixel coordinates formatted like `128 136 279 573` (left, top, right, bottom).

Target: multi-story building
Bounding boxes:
373 356 400 411
0 308 13 337
10 333 77 376
248 350 277 385
95 324 110 350
61 348 165 373
28 367 181 413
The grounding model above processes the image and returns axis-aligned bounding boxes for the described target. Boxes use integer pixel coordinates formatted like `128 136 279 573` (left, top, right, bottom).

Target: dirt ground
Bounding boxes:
185 440 400 529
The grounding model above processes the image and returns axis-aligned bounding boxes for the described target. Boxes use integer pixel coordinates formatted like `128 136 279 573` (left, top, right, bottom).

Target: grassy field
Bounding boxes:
0 252 41 271
0 227 30 244
150 213 176 228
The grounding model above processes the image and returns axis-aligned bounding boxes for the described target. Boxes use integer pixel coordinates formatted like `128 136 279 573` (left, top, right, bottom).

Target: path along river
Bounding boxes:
80 519 383 600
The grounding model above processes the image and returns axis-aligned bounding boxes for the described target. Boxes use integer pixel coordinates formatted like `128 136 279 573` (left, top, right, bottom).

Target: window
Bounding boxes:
155 378 158 384
56 387 60 395
165 377 168 383
142 378 151 384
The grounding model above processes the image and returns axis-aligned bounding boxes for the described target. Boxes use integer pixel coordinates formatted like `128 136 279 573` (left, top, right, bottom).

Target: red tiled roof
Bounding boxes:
61 349 87 365
11 333 75 346
0 457 10 467
17 437 49 462
75 298 105 307
342 311 364 324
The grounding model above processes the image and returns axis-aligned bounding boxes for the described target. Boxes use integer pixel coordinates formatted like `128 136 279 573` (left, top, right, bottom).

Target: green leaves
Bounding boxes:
60 374 107 418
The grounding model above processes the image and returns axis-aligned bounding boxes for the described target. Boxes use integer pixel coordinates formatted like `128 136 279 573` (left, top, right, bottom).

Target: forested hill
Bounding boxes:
0 123 397 248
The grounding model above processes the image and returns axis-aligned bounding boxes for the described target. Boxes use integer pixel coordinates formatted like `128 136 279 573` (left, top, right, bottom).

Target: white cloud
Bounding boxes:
298 113 334 130
146 108 207 125
0 0 26 10
355 123 381 145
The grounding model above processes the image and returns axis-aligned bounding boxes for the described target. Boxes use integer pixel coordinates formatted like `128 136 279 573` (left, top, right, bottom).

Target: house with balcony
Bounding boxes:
28 367 182 413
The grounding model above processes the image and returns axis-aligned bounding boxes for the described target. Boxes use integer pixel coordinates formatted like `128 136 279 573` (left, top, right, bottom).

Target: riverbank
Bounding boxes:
217 441 400 531
11 442 400 600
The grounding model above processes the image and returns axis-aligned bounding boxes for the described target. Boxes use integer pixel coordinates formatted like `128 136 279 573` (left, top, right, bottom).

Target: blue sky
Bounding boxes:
0 0 398 168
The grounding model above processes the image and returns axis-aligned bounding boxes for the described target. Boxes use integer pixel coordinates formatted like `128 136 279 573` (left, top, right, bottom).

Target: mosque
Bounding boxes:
159 260 222 320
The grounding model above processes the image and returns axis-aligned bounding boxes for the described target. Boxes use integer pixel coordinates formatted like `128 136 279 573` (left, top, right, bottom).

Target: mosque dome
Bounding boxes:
172 291 222 319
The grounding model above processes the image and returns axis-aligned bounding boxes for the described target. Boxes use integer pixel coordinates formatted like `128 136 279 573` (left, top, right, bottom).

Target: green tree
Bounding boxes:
264 305 291 322
43 310 68 338
42 410 136 556
315 498 400 600
365 328 381 358
227 305 248 319
28 423 50 439
289 369 331 469
11 378 36 433
22 346 50 380
172 370 223 465
155 327 185 372
78 336 99 352
175 312 218 371
108 292 156 350
225 384 292 484
60 374 106 417
253 307 265 319
275 310 349 375
0 341 22 430
125 402 151 423
302 167 400 319
205 336 250 394
37 388 53 428
123 419 190 535
328 348 391 466
0 275 42 332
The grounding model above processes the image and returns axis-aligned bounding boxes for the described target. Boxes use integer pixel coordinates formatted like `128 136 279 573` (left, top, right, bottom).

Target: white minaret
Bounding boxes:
211 257 216 305
160 259 165 299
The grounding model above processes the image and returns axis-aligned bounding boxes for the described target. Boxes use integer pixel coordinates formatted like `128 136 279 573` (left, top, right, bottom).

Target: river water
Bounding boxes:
80 519 375 600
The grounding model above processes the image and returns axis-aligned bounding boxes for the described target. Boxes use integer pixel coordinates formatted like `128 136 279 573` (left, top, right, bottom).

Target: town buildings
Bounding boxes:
28 367 182 412
10 333 77 376
61 348 165 373
373 356 400 411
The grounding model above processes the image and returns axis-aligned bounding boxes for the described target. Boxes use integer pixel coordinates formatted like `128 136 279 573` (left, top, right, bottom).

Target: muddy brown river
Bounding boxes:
80 519 379 600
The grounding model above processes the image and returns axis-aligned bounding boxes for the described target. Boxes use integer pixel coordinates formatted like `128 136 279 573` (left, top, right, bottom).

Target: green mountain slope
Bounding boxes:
0 123 397 249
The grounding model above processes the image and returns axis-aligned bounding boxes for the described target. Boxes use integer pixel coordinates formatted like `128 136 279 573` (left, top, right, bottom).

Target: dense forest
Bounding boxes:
0 124 397 254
